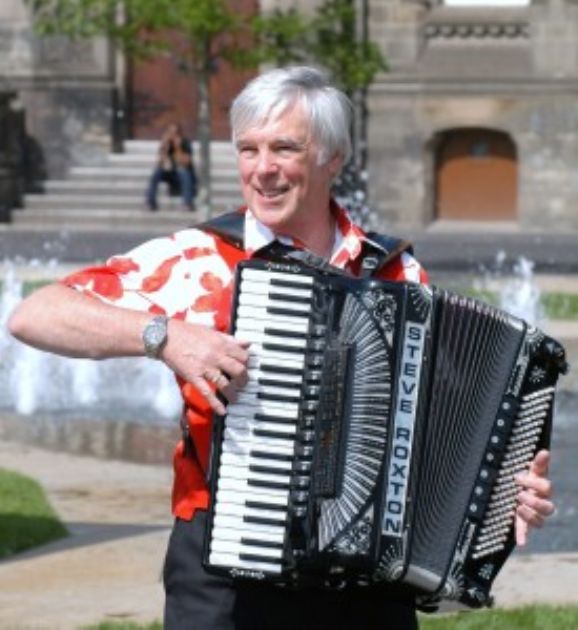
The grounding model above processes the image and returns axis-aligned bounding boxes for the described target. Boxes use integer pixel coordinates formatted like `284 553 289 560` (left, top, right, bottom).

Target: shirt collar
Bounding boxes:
243 200 370 269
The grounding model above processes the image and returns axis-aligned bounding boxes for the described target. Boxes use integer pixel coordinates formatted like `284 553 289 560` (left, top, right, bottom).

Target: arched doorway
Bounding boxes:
435 128 518 221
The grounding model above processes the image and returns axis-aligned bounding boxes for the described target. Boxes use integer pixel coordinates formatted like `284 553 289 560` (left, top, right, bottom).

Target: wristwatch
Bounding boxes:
142 315 169 359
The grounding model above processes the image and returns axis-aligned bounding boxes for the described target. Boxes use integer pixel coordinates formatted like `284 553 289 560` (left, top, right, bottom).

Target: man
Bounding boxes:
146 122 197 211
9 67 554 629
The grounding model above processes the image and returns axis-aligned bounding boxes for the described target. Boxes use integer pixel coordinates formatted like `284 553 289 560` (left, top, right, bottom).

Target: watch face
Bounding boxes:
144 316 168 357
148 323 165 345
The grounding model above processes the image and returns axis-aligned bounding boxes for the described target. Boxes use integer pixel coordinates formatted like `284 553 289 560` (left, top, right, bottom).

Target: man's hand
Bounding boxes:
160 320 250 415
514 449 555 546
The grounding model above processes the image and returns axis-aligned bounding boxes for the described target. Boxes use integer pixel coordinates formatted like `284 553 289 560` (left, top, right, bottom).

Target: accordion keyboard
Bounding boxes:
207 266 322 575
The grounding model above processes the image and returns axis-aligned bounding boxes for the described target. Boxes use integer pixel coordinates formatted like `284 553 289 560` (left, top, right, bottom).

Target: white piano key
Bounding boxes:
239 279 313 299
241 382 302 397
238 293 311 313
221 451 293 470
213 506 286 542
213 501 288 522
212 515 286 540
236 316 309 334
234 329 307 349
241 268 314 285
211 529 285 548
247 368 303 384
218 463 291 486
247 352 305 371
225 417 297 436
237 304 311 324
221 437 294 457
216 477 290 500
211 539 284 559
215 487 289 508
209 551 283 573
223 428 296 452
227 401 299 419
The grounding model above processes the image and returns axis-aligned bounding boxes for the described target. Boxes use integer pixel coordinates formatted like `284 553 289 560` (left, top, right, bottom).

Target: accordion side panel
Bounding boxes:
403 292 526 594
449 329 564 607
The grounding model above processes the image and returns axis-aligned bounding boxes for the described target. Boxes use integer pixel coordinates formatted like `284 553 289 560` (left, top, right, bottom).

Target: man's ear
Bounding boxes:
328 152 344 179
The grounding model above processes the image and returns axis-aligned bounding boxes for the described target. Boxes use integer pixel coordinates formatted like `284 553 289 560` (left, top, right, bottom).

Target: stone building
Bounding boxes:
1 0 577 229
366 0 578 230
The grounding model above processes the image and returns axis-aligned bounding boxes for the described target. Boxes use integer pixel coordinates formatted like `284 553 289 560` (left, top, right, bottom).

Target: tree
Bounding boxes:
28 0 249 220
28 0 386 224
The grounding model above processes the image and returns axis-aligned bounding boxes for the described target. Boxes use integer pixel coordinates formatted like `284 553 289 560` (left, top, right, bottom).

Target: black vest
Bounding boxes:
195 210 413 278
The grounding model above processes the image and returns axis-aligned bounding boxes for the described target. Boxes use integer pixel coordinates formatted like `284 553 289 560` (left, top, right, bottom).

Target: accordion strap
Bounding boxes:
196 210 413 277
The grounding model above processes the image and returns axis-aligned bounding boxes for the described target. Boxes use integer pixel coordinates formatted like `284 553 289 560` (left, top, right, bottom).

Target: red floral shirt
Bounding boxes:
63 204 428 519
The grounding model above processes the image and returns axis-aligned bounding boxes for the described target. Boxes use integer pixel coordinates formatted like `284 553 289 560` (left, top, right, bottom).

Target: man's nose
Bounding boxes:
256 150 279 175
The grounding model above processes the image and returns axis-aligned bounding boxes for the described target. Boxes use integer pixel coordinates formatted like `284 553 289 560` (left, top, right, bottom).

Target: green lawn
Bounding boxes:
82 606 578 630
420 605 578 629
0 467 68 558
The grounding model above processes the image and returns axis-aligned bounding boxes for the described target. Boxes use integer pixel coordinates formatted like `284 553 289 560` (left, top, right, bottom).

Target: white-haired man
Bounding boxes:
9 66 554 629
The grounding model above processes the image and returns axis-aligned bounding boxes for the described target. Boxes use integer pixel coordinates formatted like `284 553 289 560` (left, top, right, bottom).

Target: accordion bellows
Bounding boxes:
203 259 567 608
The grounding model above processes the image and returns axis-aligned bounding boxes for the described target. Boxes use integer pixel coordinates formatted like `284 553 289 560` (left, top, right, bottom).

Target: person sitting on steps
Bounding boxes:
146 122 197 212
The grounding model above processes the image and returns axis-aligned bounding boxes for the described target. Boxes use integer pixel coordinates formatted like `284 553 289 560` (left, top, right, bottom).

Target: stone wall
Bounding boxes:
0 0 115 180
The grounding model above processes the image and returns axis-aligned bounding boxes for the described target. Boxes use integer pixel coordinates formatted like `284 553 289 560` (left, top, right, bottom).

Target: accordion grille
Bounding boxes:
318 293 393 550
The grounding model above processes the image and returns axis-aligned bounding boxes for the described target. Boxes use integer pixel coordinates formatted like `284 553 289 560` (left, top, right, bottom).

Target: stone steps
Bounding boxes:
14 140 242 231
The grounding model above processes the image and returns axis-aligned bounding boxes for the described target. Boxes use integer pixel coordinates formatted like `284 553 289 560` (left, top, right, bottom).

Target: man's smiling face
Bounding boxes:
236 101 341 239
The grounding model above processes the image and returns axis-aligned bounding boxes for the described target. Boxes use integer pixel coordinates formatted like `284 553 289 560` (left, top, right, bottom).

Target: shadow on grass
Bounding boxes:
0 515 169 562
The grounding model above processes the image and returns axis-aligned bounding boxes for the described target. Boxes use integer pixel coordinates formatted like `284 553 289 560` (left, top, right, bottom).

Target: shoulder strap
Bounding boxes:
360 232 414 278
195 211 413 278
195 211 245 250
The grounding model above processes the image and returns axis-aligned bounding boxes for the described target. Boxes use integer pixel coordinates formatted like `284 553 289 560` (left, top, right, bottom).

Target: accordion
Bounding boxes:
203 259 567 607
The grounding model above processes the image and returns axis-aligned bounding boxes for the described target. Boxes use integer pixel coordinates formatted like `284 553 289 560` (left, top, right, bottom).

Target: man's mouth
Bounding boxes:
257 185 290 199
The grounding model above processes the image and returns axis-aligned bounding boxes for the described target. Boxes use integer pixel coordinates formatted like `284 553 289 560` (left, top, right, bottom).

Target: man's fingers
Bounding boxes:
194 376 226 415
516 504 546 530
518 490 555 518
529 449 550 477
218 356 249 388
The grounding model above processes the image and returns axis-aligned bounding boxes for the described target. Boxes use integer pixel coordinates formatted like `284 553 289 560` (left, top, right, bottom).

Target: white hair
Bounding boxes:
230 66 352 165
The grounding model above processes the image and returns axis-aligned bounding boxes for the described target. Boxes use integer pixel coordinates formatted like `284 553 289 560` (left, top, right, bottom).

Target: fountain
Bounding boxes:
0 259 182 463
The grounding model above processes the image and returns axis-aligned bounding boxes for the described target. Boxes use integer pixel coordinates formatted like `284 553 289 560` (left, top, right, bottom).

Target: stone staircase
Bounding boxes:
12 140 242 233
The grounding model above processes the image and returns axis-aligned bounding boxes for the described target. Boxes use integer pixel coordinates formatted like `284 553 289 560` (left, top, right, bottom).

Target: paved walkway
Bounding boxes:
1 441 578 629
0 441 173 629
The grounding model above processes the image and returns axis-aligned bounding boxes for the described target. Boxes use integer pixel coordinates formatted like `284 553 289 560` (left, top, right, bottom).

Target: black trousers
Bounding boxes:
163 512 419 630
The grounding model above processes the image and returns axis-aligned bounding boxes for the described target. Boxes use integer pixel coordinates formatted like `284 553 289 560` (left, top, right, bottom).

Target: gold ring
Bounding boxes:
205 370 225 386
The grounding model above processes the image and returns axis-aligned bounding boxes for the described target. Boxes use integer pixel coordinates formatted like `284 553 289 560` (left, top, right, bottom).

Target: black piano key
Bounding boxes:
267 307 309 318
268 291 312 305
270 278 314 290
253 413 298 426
244 515 287 527
263 327 309 339
254 429 296 441
257 392 301 403
239 553 283 565
258 378 302 389
240 537 285 550
248 478 291 491
250 450 294 462
249 464 291 476
259 363 304 377
245 500 287 512
262 342 305 354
